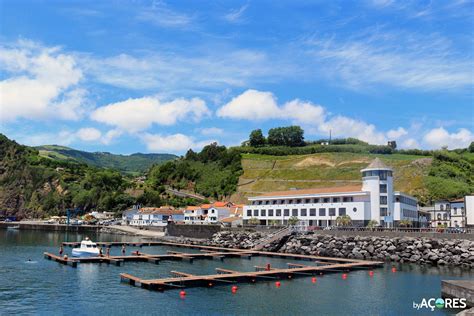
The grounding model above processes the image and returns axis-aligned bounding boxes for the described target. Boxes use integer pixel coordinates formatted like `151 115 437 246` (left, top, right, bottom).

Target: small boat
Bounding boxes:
7 225 20 230
72 237 100 257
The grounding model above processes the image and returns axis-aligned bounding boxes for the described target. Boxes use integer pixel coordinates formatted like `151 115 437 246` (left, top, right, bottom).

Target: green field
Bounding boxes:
234 152 432 202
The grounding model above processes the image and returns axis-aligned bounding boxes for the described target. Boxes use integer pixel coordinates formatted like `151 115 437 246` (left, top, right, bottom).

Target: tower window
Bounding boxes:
380 184 387 193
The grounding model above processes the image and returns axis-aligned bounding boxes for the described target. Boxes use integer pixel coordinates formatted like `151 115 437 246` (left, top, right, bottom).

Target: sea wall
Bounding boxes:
167 223 221 239
0 222 101 233
310 229 474 241
185 231 474 268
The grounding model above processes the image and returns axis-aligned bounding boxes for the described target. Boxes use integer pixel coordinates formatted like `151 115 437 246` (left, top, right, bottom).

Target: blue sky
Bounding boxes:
0 0 473 154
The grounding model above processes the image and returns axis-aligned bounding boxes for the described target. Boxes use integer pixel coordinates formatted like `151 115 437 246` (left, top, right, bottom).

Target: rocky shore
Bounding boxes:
181 231 474 268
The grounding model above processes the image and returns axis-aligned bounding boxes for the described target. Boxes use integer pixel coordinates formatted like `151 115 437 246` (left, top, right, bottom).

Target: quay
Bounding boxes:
441 280 474 308
45 240 383 291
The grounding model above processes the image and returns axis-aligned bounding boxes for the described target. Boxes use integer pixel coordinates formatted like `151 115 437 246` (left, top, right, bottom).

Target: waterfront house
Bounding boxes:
129 206 184 226
183 202 238 224
422 195 474 228
243 158 419 228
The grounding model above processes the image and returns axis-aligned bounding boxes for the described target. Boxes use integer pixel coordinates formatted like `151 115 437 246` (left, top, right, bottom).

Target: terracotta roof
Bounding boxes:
251 185 364 198
200 204 211 209
213 201 232 207
185 206 201 211
221 217 242 223
450 197 465 203
139 206 183 215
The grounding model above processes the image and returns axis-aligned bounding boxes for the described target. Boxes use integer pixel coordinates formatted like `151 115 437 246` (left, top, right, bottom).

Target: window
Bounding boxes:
338 208 346 216
280 200 285 204
310 208 316 216
305 198 311 203
296 199 302 204
453 207 457 214
258 201 262 205
301 209 307 216
443 213 448 220
288 200 293 204
380 207 387 216
292 209 298 216
272 200 277 205
353 207 357 212
379 171 387 180
329 208 336 216
252 201 257 205
380 196 387 205
265 200 270 205
323 198 330 203
253 209 259 217
284 209 290 216
440 205 444 211
343 196 353 202
380 184 387 193
333 197 340 203
268 209 274 216
319 208 326 216
261 209 266 216
276 209 282 216
437 214 441 220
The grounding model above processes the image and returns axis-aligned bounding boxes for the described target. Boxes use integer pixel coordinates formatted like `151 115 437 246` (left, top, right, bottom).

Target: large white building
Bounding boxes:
243 158 419 228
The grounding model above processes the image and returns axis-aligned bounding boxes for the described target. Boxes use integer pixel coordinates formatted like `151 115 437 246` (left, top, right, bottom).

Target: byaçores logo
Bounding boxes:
413 298 467 312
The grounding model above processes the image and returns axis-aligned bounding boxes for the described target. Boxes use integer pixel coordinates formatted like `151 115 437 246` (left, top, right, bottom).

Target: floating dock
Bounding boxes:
46 240 384 291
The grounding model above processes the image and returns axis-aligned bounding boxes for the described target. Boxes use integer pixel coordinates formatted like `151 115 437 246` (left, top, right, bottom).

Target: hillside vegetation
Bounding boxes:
36 145 176 175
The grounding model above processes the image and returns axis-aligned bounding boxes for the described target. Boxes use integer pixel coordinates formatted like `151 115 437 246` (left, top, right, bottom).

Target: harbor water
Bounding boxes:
0 229 472 315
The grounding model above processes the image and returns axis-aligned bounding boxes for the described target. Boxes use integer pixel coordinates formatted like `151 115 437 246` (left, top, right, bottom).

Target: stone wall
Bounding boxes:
270 234 474 268
311 230 474 241
0 222 101 233
166 223 221 239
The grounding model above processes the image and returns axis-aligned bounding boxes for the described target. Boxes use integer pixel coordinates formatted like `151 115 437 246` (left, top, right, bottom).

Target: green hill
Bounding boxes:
36 145 177 175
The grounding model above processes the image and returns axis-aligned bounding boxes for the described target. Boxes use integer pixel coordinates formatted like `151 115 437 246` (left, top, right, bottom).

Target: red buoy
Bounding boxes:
275 281 281 287
342 273 348 279
179 290 186 297
311 277 317 283
391 267 397 273
231 285 238 293
369 271 374 277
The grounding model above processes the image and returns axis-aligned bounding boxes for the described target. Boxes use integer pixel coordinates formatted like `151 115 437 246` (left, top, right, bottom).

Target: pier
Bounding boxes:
45 241 383 291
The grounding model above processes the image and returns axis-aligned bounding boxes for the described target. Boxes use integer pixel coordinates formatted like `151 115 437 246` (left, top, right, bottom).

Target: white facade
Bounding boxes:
243 158 419 228
466 195 474 228
183 204 234 224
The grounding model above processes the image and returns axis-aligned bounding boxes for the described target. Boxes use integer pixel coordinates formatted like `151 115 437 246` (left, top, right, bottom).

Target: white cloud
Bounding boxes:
306 32 473 90
137 2 192 28
320 116 388 145
141 133 214 153
217 89 326 125
224 4 248 23
217 89 280 120
199 127 224 136
76 127 102 142
91 96 211 132
423 127 473 149
0 40 85 122
101 129 123 145
387 127 408 139
402 138 419 149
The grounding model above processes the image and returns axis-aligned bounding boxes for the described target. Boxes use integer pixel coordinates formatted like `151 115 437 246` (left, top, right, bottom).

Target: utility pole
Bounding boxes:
329 129 332 144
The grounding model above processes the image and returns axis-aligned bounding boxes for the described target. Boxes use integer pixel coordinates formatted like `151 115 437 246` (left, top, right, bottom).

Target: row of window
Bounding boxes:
395 195 417 207
402 209 417 218
246 207 355 217
362 170 393 179
252 196 355 205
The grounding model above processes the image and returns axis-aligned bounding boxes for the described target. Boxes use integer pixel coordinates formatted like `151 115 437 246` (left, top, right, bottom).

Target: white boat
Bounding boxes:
72 238 100 257
7 225 20 230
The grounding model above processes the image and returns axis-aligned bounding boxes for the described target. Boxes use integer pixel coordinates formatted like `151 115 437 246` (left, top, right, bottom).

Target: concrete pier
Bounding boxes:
441 280 474 308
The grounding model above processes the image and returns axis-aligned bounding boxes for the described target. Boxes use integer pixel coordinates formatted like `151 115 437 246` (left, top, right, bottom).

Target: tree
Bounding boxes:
469 142 474 153
267 126 305 147
367 220 379 228
336 215 352 226
288 216 299 225
269 219 280 226
399 219 412 227
248 217 260 225
184 149 199 161
249 129 266 147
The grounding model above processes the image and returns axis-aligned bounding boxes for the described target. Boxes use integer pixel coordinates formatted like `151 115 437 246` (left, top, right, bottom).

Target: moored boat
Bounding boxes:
71 237 100 257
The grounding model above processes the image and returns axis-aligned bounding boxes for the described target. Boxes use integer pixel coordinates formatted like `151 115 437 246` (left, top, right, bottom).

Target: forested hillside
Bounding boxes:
36 145 176 175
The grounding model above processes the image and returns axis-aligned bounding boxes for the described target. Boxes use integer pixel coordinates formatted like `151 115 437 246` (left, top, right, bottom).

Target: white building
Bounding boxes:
183 202 235 224
423 195 473 228
243 158 419 228
466 195 474 228
129 206 184 226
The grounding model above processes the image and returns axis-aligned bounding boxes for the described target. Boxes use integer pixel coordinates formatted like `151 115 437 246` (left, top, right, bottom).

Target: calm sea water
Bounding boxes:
0 229 472 316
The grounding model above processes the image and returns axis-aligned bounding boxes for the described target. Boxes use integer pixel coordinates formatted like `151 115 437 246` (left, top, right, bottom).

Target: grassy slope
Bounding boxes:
232 152 431 203
36 145 177 175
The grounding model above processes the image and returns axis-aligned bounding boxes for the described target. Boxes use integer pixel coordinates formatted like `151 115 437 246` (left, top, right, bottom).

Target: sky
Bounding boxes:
0 0 473 154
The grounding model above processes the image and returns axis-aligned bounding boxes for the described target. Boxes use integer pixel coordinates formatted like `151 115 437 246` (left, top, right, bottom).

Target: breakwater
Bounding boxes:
182 231 474 268
0 222 101 233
